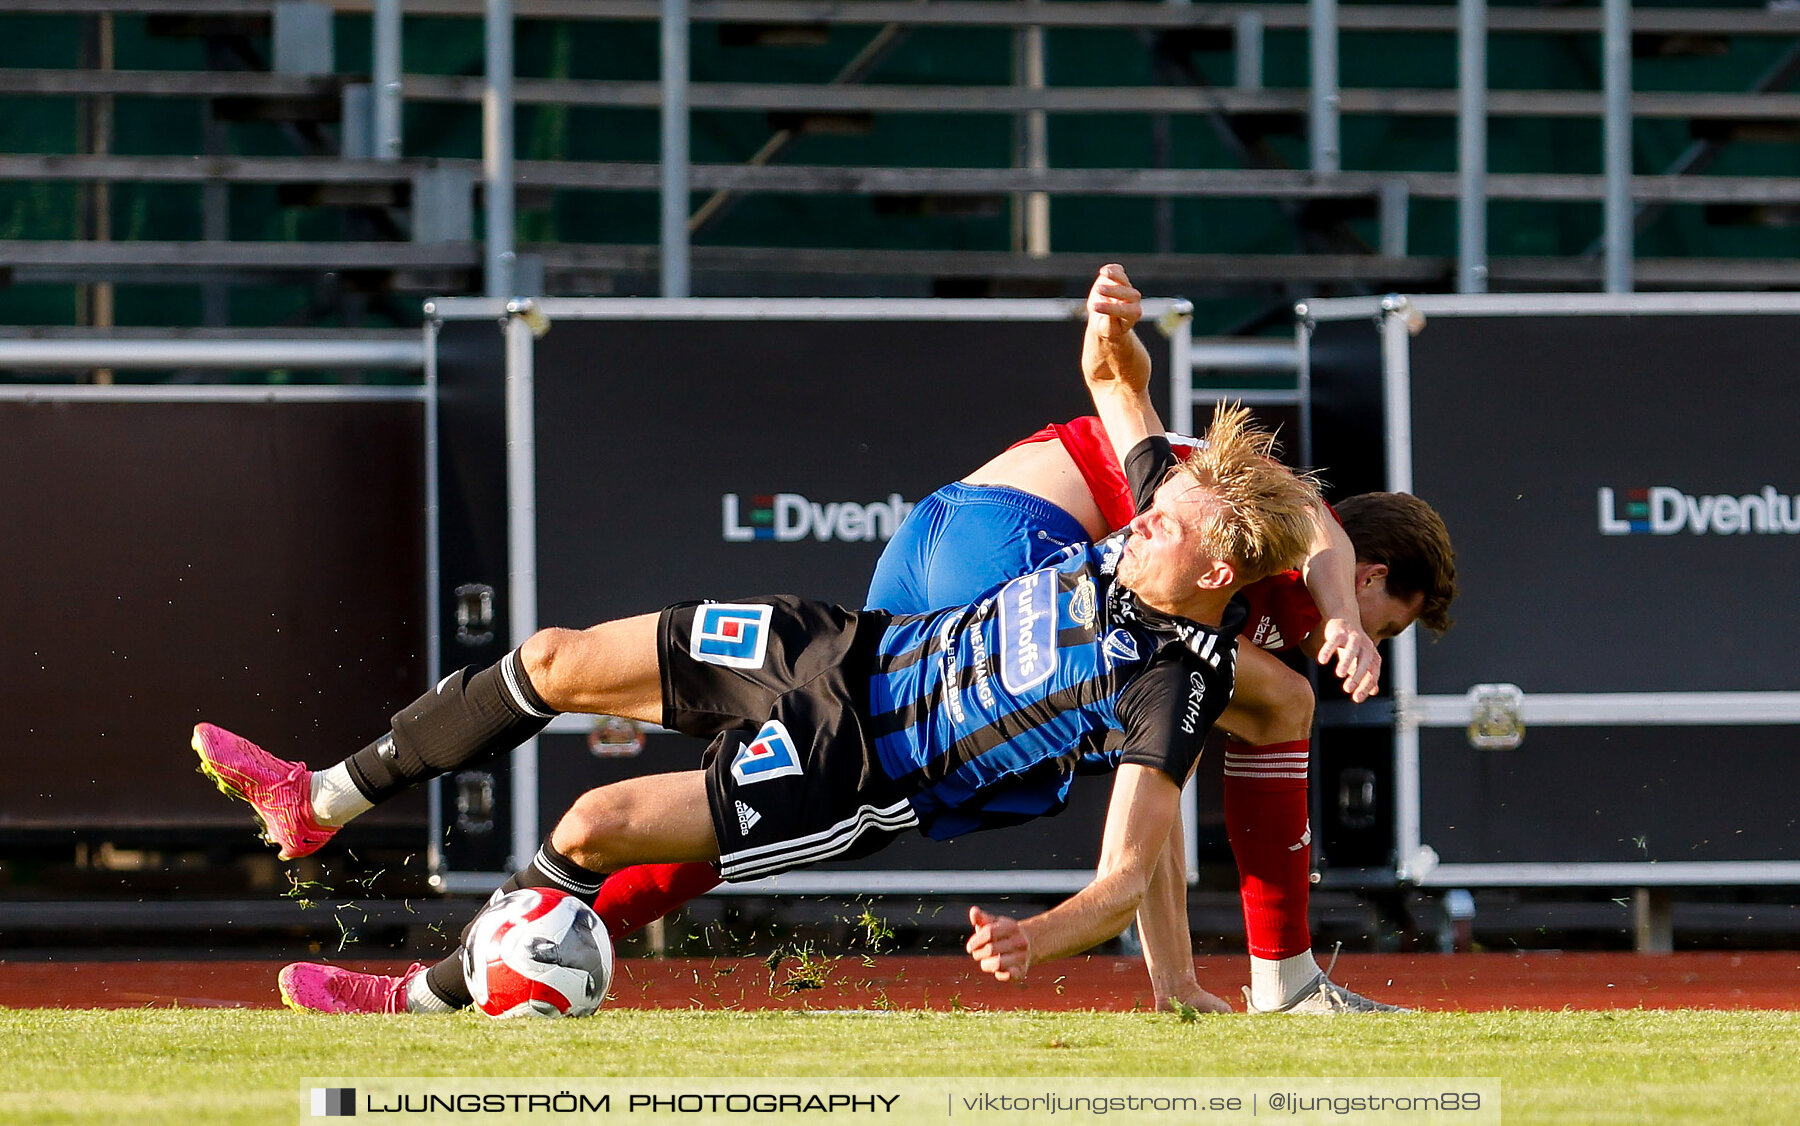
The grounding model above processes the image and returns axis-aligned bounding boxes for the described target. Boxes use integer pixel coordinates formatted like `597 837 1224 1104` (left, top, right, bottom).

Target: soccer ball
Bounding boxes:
462 887 613 1018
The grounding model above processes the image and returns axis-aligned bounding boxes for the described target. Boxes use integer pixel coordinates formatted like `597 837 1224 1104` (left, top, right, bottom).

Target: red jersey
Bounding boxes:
1235 570 1324 654
1013 416 1322 653
1011 416 1202 532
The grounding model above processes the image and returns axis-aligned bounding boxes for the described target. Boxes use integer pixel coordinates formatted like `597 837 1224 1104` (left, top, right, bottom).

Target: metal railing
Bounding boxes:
0 333 426 372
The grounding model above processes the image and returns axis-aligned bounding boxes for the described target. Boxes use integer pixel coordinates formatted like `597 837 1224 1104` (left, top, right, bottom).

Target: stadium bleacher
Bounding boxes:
2 0 1799 339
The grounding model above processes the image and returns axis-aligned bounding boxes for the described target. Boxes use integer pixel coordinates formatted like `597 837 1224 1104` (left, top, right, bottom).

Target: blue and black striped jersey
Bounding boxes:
866 533 1244 840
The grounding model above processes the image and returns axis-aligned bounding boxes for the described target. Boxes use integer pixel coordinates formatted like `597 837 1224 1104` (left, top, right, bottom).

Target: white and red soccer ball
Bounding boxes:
461 887 613 1018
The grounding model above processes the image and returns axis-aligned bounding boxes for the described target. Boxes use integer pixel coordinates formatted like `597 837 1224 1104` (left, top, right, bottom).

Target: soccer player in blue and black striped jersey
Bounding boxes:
197 394 1324 1015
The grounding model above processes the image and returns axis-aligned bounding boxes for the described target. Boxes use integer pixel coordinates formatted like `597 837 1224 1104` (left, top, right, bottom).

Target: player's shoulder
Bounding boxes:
1115 644 1226 744
1129 635 1225 687
1157 632 1235 690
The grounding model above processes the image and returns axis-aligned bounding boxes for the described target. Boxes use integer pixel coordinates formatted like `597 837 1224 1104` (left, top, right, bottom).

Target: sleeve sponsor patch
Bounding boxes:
690 603 773 669
1179 670 1209 735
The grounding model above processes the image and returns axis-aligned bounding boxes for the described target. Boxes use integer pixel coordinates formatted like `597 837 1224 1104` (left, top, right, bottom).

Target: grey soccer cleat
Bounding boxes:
1242 973 1410 1015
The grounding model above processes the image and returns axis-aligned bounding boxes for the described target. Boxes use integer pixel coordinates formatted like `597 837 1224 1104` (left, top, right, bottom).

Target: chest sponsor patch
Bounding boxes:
691 603 773 669
997 569 1058 695
730 719 803 785
1102 628 1141 668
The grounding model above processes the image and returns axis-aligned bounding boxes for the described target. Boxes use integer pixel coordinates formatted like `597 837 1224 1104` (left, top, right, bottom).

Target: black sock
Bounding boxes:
421 838 607 1010
342 733 403 802
342 648 558 804
423 952 474 1009
498 839 608 902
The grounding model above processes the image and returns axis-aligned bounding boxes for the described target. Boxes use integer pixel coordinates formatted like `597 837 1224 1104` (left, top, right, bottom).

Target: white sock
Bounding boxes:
405 972 455 1014
309 763 374 827
1250 951 1321 1010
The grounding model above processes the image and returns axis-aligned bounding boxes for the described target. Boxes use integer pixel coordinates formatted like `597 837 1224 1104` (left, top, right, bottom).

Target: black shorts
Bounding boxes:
658 597 917 882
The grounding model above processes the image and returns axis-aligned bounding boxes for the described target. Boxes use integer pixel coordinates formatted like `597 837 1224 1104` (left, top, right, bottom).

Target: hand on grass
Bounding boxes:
1158 984 1234 1015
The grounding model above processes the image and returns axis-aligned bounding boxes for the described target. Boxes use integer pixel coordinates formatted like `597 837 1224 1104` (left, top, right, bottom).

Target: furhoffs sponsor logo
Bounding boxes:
1599 486 1800 536
722 493 914 543
998 569 1058 695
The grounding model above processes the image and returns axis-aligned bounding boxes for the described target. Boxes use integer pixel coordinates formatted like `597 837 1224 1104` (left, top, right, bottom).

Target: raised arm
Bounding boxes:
965 764 1180 982
1080 263 1379 700
1080 263 1162 469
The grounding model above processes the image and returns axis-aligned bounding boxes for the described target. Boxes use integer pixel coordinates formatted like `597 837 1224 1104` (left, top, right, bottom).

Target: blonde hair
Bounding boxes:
1177 402 1322 584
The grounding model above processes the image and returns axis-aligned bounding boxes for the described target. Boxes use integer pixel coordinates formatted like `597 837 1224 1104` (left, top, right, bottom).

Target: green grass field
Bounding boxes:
2 1008 1797 1125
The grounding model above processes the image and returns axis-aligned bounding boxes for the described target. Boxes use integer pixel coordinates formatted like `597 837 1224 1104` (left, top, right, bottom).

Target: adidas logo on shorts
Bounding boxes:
735 800 762 836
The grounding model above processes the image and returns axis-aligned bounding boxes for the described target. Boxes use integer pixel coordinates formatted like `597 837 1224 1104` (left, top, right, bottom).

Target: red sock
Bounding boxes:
1222 739 1313 960
590 862 722 937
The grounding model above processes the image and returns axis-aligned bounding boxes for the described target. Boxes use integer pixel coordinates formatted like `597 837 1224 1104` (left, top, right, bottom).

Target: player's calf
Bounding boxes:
343 647 560 806
327 646 561 823
591 862 723 937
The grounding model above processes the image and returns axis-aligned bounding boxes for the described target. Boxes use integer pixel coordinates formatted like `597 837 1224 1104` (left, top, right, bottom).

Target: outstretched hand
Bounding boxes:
1316 617 1381 703
1086 263 1143 344
1082 263 1152 399
966 905 1032 984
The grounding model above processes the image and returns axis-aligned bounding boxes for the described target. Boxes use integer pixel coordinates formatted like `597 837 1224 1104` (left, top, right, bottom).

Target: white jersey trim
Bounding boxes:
719 800 918 882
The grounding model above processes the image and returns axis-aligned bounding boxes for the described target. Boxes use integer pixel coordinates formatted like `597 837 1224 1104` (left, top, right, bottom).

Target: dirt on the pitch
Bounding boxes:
6 952 1800 1011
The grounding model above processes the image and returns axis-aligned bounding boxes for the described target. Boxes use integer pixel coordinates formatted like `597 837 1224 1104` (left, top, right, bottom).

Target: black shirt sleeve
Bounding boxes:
1114 648 1233 783
1123 435 1177 515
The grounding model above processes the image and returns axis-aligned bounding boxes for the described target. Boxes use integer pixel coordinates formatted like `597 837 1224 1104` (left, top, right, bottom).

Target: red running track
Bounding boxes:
4 953 1800 1011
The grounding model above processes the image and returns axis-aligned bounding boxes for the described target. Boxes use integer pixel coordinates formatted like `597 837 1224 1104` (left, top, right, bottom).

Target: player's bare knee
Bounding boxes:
1225 664 1314 745
549 793 616 870
521 628 574 709
1266 668 1314 740
552 785 647 870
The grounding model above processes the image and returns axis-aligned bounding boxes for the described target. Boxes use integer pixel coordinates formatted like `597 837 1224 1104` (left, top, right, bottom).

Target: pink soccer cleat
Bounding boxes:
278 962 424 1014
192 722 336 860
